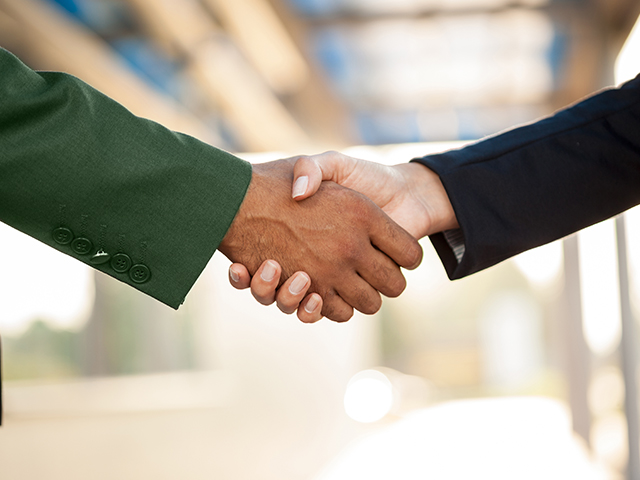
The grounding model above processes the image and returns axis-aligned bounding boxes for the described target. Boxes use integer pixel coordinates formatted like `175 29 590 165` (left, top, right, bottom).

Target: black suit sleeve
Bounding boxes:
413 73 640 279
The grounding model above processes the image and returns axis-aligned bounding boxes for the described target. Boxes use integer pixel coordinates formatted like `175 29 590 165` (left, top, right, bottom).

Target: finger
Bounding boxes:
356 247 408 299
275 271 311 314
336 278 383 315
369 210 424 270
293 151 364 201
321 289 354 323
250 260 281 305
298 293 323 323
229 263 251 289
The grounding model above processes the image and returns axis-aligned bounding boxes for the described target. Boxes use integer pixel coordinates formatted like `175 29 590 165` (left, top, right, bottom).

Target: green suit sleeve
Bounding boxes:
0 48 252 309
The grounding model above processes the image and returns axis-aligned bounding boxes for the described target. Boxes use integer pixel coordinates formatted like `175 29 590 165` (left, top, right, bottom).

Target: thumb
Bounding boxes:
291 155 323 201
292 151 359 201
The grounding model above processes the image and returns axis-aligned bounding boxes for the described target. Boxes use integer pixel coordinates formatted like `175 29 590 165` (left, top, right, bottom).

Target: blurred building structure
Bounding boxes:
1 0 640 479
1 0 637 150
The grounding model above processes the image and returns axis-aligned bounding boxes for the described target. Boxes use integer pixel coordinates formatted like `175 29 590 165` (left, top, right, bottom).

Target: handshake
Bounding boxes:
218 151 459 323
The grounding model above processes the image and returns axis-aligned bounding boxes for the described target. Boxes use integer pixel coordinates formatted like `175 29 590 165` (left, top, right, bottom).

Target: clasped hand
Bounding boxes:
218 156 425 322
220 152 458 323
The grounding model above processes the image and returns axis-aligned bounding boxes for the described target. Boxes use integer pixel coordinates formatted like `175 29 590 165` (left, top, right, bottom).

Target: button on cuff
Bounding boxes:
90 251 111 265
111 253 132 273
129 264 151 284
53 227 73 245
71 237 93 255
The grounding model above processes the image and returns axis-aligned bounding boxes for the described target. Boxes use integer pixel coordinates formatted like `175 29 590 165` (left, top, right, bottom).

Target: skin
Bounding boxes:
229 259 323 323
218 157 423 322
228 151 458 322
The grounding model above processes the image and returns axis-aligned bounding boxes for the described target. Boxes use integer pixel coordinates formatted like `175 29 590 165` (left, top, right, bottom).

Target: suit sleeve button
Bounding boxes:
111 253 132 273
53 227 74 245
129 264 151 284
90 251 111 265
71 237 93 255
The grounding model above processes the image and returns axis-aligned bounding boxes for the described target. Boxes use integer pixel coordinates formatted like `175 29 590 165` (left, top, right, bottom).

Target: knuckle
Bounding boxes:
359 293 382 315
296 154 312 165
350 195 372 218
405 241 424 269
340 233 370 263
385 273 407 298
323 150 340 158
343 242 364 264
322 297 353 323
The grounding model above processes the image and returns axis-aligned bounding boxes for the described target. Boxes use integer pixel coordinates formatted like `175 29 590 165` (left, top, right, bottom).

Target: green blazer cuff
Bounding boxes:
0 48 252 309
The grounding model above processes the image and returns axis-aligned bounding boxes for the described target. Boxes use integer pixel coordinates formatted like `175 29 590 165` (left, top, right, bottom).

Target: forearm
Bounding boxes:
0 48 252 308
414 73 640 279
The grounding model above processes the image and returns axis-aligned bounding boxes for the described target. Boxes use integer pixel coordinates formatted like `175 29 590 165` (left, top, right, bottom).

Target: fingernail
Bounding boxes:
292 176 309 198
260 261 277 282
229 267 240 283
289 273 309 295
304 294 320 314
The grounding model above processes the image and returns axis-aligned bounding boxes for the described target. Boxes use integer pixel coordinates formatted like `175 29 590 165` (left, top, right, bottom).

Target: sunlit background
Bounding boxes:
1 0 640 479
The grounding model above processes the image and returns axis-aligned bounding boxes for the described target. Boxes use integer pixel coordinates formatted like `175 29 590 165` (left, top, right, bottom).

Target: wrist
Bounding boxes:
403 162 459 235
218 161 292 269
218 166 261 261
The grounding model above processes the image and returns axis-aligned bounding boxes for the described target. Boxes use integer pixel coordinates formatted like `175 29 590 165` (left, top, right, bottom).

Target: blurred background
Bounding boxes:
1 0 640 479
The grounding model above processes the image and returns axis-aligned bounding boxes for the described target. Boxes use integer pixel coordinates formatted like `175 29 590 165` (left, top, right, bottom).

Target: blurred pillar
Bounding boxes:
562 235 591 445
263 0 358 147
616 214 640 480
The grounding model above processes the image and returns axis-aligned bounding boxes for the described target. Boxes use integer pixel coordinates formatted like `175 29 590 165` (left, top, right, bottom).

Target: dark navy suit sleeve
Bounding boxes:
413 73 640 279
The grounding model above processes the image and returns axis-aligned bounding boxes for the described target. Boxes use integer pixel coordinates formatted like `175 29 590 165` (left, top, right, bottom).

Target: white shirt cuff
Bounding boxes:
443 229 465 264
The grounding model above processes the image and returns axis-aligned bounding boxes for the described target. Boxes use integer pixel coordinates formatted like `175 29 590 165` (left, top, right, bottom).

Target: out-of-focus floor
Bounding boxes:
1 385 610 480
1 379 352 480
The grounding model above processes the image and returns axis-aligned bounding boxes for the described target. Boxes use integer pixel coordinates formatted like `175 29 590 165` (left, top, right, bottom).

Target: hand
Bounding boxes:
291 151 458 238
229 259 324 323
229 151 458 320
218 158 423 322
